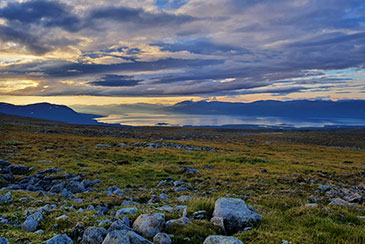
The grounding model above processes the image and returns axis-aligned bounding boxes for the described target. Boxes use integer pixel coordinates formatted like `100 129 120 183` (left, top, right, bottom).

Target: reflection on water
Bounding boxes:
96 112 365 127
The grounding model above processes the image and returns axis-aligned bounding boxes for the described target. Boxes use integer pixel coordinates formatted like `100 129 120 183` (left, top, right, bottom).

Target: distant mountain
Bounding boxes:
0 102 104 125
166 100 365 119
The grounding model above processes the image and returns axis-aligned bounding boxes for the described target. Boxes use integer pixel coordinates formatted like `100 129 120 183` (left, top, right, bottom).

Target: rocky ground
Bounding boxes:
0 115 364 243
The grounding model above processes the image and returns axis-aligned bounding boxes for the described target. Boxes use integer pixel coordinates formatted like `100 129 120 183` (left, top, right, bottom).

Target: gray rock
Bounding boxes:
62 189 73 198
155 205 174 213
50 183 65 193
159 193 169 201
0 238 9 244
82 227 107 244
7 165 29 175
67 181 85 194
116 207 138 217
177 195 192 203
128 231 153 244
193 210 207 220
56 214 69 221
203 235 243 244
102 230 130 244
108 219 133 232
132 213 165 238
22 212 43 232
22 218 39 232
0 160 10 168
74 198 84 204
318 185 332 192
43 234 73 244
329 198 351 206
35 229 45 235
0 192 12 204
153 233 172 244
212 197 262 235
181 167 198 174
165 217 191 228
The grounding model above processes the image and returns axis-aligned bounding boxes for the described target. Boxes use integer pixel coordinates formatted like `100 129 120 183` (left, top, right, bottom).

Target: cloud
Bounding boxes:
88 75 142 87
0 0 364 100
0 0 81 32
87 5 196 27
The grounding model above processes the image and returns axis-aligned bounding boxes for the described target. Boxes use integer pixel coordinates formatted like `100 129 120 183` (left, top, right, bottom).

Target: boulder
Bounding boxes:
203 235 244 244
153 233 172 244
128 231 153 244
132 213 165 238
82 227 107 244
43 234 73 244
212 198 262 234
102 230 130 244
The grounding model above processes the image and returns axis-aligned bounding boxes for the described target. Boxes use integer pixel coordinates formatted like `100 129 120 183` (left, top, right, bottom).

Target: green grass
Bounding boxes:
0 120 364 243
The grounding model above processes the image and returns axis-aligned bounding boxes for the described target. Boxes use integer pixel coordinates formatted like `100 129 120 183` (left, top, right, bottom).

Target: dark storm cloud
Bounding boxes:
88 75 142 87
0 26 50 54
0 0 81 32
41 58 223 78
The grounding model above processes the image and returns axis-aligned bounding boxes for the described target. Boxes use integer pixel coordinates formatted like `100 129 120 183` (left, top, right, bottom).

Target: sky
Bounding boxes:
0 0 364 106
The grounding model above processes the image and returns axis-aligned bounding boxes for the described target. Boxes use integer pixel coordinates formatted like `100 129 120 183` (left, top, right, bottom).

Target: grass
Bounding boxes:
0 116 364 243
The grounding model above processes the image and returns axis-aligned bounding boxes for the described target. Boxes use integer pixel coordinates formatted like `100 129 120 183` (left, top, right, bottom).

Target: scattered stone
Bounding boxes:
329 198 351 207
43 234 73 244
193 210 207 220
116 207 138 217
318 185 332 192
0 192 12 204
22 212 43 232
7 165 29 175
203 235 243 244
305 203 318 207
212 197 262 235
159 193 169 201
128 230 154 244
153 233 172 244
177 195 192 203
82 227 107 244
102 230 130 244
181 167 199 174
165 217 191 229
56 215 69 221
155 205 174 213
0 238 9 244
74 198 84 204
35 229 44 235
132 213 165 238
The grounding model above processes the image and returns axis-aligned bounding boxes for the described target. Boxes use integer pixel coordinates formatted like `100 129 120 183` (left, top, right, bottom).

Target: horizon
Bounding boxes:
0 0 364 107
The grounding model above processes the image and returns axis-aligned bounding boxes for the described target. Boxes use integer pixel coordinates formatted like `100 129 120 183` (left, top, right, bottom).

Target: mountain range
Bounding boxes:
166 100 365 119
0 102 102 125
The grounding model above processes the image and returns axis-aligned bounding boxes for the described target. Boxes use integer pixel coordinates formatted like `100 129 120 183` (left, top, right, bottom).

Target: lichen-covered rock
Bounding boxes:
203 235 244 244
153 233 172 244
43 234 73 244
132 213 165 238
82 227 107 244
212 197 262 234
